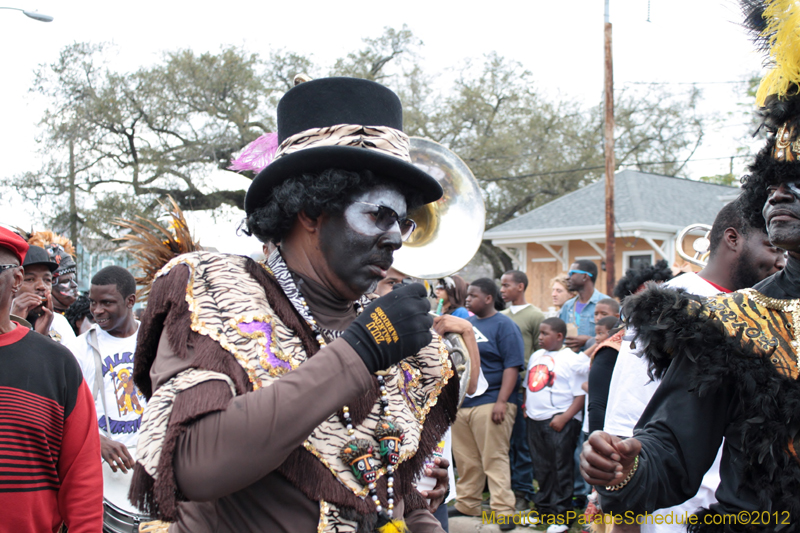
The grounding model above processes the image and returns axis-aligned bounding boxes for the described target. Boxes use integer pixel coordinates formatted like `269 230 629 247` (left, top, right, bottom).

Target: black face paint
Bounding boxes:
52 272 78 308
318 186 406 298
763 182 800 252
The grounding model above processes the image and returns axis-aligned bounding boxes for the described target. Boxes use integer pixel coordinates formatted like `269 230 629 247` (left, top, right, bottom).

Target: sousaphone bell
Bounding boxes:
676 223 712 268
393 137 485 405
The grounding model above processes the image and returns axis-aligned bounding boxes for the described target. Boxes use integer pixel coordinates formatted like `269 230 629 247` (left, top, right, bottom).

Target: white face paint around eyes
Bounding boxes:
342 186 408 236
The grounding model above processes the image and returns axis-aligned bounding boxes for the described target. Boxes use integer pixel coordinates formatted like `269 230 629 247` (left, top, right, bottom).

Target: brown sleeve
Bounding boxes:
403 508 446 533
172 336 373 501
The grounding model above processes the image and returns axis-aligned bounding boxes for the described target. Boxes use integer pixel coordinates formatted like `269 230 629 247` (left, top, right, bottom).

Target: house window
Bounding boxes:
626 253 654 270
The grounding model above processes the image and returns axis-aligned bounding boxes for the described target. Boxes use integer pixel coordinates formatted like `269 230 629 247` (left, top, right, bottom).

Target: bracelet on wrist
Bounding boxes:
605 455 639 491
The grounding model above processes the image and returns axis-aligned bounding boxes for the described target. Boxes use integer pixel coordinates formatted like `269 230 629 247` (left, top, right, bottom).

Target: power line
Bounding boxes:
622 80 745 85
485 154 753 181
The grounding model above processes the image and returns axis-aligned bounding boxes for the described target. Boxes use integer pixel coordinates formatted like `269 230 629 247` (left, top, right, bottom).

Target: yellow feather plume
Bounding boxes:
757 0 800 106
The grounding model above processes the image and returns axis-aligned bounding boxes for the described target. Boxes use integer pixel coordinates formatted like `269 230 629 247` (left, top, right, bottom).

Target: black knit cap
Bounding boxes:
244 77 443 215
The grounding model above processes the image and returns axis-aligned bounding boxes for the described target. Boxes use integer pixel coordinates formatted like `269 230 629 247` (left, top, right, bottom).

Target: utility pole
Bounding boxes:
604 0 616 295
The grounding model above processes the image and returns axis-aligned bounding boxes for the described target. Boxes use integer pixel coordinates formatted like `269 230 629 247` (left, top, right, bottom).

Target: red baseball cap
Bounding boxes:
0 227 29 265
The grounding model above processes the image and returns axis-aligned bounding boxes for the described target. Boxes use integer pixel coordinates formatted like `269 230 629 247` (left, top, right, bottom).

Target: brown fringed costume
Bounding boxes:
129 252 458 532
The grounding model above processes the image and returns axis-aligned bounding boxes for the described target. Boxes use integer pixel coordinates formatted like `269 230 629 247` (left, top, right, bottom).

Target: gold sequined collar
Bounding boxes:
740 288 800 365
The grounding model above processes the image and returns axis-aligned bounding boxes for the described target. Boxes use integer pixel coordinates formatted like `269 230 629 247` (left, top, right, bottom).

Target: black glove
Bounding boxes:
342 283 433 374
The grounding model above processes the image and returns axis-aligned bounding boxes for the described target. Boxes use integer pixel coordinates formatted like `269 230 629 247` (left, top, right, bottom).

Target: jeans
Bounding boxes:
527 416 582 519
573 430 590 498
433 503 449 532
510 393 535 501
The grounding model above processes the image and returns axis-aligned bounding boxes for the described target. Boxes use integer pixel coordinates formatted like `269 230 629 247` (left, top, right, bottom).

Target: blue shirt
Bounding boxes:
451 307 470 319
559 288 610 337
462 313 525 408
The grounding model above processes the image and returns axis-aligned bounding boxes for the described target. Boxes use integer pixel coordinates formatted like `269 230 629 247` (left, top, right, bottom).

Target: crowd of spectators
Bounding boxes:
0 196 786 533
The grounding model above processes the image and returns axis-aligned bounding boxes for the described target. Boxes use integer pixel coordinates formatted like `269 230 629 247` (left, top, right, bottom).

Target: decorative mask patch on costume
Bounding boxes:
340 439 382 483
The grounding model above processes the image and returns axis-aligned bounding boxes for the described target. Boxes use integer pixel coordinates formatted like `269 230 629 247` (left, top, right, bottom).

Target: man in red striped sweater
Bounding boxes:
0 227 103 532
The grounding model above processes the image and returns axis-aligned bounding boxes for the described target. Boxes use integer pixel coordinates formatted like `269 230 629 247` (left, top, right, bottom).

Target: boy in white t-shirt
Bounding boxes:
525 317 588 533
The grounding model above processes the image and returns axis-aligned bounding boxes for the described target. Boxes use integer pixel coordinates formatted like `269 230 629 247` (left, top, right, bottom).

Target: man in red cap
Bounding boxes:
0 227 103 532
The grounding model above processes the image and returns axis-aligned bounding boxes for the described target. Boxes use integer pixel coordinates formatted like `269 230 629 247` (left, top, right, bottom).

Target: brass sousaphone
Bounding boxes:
393 137 486 405
676 223 713 268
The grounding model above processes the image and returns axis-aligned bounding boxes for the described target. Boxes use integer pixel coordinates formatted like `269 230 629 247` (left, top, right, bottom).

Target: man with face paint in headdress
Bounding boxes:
580 2 800 529
129 77 460 533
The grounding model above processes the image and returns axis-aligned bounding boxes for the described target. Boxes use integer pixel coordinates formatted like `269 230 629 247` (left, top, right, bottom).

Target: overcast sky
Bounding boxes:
0 0 764 254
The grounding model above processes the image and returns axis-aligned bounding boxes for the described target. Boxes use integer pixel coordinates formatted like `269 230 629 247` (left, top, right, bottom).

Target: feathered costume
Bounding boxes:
595 3 800 530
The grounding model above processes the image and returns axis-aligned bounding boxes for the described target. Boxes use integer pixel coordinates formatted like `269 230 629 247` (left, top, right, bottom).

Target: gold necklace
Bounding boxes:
740 288 800 366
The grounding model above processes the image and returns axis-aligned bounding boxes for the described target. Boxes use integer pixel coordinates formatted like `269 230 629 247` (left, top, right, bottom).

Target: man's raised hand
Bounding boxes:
342 283 433 374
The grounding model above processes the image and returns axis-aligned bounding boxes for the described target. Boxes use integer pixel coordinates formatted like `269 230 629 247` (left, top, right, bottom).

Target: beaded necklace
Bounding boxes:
266 251 405 520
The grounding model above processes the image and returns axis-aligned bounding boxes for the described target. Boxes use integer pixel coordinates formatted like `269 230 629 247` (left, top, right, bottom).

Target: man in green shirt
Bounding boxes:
500 270 544 362
500 270 545 512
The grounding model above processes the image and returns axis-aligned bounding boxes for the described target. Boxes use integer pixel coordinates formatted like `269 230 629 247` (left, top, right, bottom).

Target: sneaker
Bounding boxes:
519 513 540 527
499 521 517 531
546 525 569 533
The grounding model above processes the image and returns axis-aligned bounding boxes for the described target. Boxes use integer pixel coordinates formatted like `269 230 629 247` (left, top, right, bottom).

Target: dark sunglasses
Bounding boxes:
354 202 417 241
0 264 20 274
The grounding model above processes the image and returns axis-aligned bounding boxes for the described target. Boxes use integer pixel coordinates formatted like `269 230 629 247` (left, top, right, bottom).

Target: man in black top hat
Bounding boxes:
130 77 457 533
10 245 59 337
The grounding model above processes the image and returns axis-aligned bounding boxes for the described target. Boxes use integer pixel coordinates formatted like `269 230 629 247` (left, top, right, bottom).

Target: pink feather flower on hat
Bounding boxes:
229 133 279 173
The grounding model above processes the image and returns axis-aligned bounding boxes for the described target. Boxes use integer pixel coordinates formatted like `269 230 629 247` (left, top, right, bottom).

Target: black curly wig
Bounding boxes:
613 259 674 301
243 168 427 244
740 90 800 231
64 294 92 336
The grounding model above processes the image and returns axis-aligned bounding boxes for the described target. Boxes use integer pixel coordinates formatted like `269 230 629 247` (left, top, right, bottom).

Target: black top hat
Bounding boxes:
244 77 443 215
23 245 59 272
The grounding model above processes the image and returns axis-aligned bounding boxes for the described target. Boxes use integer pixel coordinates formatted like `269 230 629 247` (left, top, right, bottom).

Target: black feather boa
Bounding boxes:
623 284 800 532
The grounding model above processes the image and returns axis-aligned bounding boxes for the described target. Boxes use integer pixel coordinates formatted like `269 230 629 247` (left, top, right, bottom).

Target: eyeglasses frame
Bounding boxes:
353 201 417 241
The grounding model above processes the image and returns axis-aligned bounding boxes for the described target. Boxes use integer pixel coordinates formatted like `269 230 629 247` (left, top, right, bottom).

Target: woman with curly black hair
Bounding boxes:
64 293 93 336
612 259 674 303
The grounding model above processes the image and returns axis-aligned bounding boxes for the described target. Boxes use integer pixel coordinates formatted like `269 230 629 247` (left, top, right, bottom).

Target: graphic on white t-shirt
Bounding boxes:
104 351 144 415
528 355 555 392
99 349 145 436
69 325 146 448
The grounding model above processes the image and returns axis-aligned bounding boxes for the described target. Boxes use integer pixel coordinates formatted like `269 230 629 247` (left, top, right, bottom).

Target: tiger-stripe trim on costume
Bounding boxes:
273 124 412 163
136 369 236 478
705 289 799 379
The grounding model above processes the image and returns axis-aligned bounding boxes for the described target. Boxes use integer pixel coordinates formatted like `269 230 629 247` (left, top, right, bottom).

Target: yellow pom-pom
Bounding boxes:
377 519 408 533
